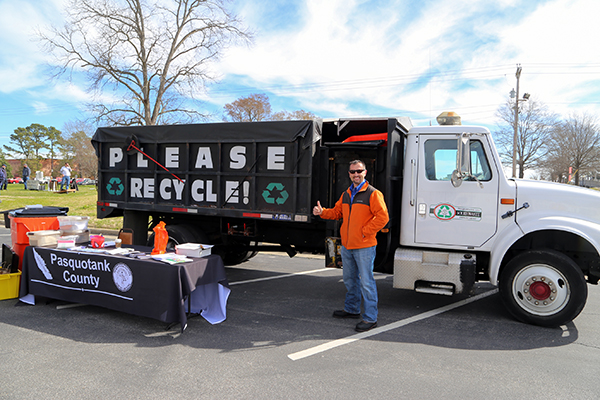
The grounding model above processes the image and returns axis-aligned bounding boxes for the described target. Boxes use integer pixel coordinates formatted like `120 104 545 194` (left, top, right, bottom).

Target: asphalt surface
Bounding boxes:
1 226 600 399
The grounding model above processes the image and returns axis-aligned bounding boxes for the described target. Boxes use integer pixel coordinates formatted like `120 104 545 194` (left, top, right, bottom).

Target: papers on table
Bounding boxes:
54 246 193 264
105 248 137 256
150 253 194 264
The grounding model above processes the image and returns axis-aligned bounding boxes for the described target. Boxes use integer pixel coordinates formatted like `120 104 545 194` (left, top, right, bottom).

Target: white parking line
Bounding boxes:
229 268 332 286
288 288 499 361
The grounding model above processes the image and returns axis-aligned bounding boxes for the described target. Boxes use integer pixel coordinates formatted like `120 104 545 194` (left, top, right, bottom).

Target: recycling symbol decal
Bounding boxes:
262 182 289 205
106 177 124 196
432 203 456 220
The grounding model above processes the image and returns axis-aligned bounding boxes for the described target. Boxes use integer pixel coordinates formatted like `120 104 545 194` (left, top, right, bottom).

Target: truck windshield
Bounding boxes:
424 139 492 181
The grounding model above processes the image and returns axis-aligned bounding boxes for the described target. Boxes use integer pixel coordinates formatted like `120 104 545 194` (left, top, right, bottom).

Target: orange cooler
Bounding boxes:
9 206 69 270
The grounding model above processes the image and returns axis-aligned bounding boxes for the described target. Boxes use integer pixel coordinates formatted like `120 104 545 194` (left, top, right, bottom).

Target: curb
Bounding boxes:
89 228 120 237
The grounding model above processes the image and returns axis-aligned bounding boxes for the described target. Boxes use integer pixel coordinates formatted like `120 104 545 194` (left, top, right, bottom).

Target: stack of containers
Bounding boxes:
9 205 69 270
57 216 90 245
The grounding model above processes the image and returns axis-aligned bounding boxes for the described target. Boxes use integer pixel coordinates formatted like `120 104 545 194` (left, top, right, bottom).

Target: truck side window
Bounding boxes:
424 139 492 181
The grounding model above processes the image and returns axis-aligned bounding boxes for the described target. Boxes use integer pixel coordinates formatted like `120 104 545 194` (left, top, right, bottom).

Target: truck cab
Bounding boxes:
394 121 600 327
400 125 512 250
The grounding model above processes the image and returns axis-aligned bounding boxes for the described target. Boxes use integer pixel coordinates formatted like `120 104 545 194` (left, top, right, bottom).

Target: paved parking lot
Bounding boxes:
2 226 600 399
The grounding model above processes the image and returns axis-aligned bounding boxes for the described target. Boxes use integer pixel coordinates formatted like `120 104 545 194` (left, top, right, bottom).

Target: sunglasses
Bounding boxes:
349 169 365 174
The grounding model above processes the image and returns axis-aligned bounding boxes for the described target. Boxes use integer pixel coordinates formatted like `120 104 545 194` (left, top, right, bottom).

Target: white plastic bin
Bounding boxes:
26 230 61 247
57 216 89 231
175 243 213 258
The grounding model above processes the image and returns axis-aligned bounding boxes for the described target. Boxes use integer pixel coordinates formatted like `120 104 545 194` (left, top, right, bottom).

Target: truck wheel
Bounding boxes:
499 250 587 327
223 248 253 265
218 240 256 265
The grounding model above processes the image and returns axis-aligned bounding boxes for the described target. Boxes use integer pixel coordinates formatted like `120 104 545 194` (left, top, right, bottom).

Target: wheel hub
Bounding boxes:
512 264 569 316
527 279 553 301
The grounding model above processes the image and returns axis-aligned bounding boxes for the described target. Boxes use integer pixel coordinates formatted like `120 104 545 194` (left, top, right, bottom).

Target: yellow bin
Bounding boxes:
0 271 21 300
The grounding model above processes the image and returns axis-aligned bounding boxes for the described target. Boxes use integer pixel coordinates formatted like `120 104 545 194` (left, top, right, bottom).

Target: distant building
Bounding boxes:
6 159 74 179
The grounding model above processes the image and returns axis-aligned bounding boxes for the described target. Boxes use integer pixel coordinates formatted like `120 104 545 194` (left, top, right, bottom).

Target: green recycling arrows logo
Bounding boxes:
262 182 289 205
106 177 124 196
432 203 456 220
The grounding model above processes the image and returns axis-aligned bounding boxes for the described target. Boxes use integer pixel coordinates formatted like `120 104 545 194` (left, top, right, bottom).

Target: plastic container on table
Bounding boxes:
60 229 90 244
9 205 69 270
90 235 105 248
57 235 78 249
57 216 89 231
175 243 214 258
26 230 62 247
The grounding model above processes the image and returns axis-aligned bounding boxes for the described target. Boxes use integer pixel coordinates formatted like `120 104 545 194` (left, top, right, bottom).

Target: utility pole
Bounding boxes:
512 64 522 179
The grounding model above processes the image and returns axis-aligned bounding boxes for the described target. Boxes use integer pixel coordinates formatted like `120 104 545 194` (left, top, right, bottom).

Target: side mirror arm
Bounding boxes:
451 133 483 189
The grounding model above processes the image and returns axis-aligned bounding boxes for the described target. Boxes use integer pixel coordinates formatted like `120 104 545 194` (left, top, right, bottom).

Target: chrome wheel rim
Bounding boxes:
511 264 570 316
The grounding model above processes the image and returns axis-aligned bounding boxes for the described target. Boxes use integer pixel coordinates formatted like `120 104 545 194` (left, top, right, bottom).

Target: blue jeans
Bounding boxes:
340 245 378 323
61 176 70 190
23 176 28 190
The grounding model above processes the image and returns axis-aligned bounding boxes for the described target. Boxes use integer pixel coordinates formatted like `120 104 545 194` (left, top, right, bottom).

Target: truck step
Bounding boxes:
393 249 476 295
414 281 455 296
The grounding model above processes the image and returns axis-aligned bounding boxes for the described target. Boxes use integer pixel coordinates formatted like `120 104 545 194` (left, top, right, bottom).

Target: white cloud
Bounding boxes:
0 0 66 93
213 0 600 125
1 0 600 134
495 0 600 118
32 101 50 114
217 0 506 118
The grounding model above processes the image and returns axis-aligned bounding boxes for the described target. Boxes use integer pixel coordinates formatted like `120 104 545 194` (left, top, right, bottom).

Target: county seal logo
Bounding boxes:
112 263 133 292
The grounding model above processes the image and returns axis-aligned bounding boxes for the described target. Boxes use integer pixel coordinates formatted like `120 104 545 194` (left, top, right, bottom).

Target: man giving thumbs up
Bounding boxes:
312 160 388 332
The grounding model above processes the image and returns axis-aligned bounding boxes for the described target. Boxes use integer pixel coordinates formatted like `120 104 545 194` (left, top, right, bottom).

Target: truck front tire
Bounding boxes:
499 249 587 327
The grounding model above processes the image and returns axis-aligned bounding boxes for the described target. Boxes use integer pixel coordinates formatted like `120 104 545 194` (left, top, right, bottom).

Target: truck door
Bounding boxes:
414 135 499 247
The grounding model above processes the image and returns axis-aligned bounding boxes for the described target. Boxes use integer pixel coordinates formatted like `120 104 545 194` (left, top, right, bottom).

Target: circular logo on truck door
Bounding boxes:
432 203 456 220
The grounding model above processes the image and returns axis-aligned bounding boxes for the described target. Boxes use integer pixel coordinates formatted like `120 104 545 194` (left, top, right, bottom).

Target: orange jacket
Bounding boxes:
320 181 389 249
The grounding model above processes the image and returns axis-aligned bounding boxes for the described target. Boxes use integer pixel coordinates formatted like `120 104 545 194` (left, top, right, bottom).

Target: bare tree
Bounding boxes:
224 93 317 122
271 109 317 121
543 113 600 185
61 120 99 179
494 97 558 178
40 0 251 126
223 93 272 122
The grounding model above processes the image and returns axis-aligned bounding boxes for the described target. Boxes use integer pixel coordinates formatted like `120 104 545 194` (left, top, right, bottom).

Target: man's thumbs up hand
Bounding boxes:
313 200 323 216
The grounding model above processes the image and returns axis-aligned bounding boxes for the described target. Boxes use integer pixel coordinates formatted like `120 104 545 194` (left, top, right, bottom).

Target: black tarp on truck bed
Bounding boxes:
92 120 322 222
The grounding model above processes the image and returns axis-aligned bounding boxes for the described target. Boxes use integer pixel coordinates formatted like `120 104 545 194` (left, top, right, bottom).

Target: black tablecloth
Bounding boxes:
19 246 229 331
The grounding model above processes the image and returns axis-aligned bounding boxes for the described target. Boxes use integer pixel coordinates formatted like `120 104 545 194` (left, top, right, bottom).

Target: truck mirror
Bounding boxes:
451 133 471 188
451 169 463 187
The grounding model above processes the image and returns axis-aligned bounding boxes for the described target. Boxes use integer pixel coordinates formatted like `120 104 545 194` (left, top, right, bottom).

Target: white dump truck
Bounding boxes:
92 114 600 327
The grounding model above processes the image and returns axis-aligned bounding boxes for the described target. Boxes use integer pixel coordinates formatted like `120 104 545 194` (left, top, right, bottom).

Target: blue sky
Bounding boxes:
1 0 600 153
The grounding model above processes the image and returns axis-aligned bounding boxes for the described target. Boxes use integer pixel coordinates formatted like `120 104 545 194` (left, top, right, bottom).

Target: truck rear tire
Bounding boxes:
499 249 587 327
220 240 257 265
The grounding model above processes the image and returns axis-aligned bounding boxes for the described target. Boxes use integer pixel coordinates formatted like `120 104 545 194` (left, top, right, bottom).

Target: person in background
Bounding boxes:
313 159 389 332
60 162 72 191
0 165 6 194
0 165 6 190
22 163 31 190
70 174 79 191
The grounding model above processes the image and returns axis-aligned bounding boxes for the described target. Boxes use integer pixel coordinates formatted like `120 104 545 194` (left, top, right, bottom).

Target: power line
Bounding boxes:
2 63 600 119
